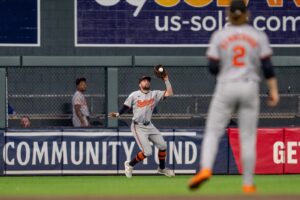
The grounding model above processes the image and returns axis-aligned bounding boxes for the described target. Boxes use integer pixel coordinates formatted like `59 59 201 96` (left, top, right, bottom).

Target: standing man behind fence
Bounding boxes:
72 77 90 127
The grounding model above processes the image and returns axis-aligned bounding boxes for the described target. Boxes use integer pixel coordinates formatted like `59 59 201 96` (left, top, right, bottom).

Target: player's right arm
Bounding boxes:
259 32 279 107
108 105 131 118
261 57 279 107
266 77 279 107
108 93 133 118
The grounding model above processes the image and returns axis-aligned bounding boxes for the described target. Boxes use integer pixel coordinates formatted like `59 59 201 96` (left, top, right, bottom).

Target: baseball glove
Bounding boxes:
154 64 167 79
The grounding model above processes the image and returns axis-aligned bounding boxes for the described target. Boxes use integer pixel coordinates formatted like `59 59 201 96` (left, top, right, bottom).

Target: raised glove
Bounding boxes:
154 64 167 80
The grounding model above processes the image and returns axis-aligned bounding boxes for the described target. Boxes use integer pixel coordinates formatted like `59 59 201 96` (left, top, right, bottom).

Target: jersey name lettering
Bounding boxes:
137 98 155 108
220 33 257 49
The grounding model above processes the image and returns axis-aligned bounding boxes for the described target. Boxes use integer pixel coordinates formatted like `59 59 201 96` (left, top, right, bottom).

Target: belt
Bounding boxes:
133 121 151 126
232 78 256 82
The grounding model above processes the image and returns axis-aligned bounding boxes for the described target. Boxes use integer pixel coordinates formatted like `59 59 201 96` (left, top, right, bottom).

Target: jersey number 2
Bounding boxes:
233 45 246 68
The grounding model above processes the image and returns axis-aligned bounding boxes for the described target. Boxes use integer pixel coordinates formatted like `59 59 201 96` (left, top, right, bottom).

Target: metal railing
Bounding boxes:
8 93 300 120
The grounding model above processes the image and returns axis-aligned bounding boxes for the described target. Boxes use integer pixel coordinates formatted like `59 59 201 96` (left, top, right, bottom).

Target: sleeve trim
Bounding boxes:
123 104 131 109
260 54 272 60
207 55 220 61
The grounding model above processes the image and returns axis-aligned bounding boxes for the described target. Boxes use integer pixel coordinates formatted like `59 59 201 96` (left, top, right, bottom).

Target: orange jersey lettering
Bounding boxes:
137 98 155 108
220 33 257 49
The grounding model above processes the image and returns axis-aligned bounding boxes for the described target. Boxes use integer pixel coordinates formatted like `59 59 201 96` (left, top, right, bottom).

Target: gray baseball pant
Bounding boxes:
131 122 167 157
201 81 259 186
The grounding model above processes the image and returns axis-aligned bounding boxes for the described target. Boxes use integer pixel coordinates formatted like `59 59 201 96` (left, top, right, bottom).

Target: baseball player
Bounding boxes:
188 0 279 193
109 72 175 178
72 77 90 127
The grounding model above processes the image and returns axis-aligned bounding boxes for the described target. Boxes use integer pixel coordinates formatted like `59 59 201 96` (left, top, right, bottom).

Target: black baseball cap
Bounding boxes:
139 76 151 83
230 0 247 14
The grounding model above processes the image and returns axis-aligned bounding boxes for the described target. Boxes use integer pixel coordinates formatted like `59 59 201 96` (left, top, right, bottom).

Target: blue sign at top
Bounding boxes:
75 0 300 47
0 0 40 46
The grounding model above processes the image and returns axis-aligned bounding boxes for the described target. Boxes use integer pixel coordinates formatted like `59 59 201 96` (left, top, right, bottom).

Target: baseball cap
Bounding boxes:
139 76 151 83
230 0 247 15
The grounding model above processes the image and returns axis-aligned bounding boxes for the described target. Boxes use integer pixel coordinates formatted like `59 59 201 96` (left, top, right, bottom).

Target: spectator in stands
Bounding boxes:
20 116 31 128
72 77 90 127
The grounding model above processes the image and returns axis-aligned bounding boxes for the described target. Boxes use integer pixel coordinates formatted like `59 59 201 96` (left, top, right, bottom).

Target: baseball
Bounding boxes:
159 67 163 72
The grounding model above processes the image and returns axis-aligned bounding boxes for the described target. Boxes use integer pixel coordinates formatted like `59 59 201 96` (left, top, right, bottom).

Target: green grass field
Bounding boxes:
0 175 300 197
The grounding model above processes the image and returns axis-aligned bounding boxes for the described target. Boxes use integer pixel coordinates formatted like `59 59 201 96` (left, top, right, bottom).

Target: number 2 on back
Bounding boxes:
233 45 246 68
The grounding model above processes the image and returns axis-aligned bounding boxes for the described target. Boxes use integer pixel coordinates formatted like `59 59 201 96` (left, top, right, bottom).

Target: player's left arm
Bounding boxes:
163 74 173 97
206 31 221 76
108 93 133 118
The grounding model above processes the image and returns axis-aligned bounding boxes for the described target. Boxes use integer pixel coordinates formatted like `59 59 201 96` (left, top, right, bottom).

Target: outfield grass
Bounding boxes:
0 175 300 197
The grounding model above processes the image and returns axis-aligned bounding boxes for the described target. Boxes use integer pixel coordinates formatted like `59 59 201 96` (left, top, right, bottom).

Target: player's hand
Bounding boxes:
267 90 279 107
108 112 119 118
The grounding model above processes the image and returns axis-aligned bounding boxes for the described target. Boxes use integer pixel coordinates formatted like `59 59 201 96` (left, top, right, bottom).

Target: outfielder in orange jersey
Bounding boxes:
188 0 279 194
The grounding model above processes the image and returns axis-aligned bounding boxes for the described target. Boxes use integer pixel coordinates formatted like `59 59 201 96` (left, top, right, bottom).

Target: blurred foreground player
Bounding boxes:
188 0 279 194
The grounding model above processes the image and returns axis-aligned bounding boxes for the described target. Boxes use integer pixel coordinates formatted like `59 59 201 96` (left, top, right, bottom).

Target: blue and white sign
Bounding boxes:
75 0 300 47
174 129 229 174
61 130 118 174
0 0 40 46
4 132 62 175
1 129 231 175
118 129 175 174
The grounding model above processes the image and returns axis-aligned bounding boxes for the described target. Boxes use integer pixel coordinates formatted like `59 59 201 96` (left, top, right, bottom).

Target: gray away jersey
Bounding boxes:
206 24 273 83
124 90 165 123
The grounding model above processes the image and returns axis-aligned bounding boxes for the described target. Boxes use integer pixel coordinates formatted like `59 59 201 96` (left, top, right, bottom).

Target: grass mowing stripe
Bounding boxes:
0 175 300 196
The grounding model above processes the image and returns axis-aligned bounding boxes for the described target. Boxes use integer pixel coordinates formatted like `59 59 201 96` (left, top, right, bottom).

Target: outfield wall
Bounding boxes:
0 128 299 176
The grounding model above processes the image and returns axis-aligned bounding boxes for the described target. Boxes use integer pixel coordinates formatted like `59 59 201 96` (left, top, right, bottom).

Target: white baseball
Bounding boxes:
159 67 163 72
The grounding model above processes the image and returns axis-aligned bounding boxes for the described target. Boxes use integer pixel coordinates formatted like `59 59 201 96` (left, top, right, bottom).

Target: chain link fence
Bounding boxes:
118 66 300 128
7 67 106 128
6 65 300 128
